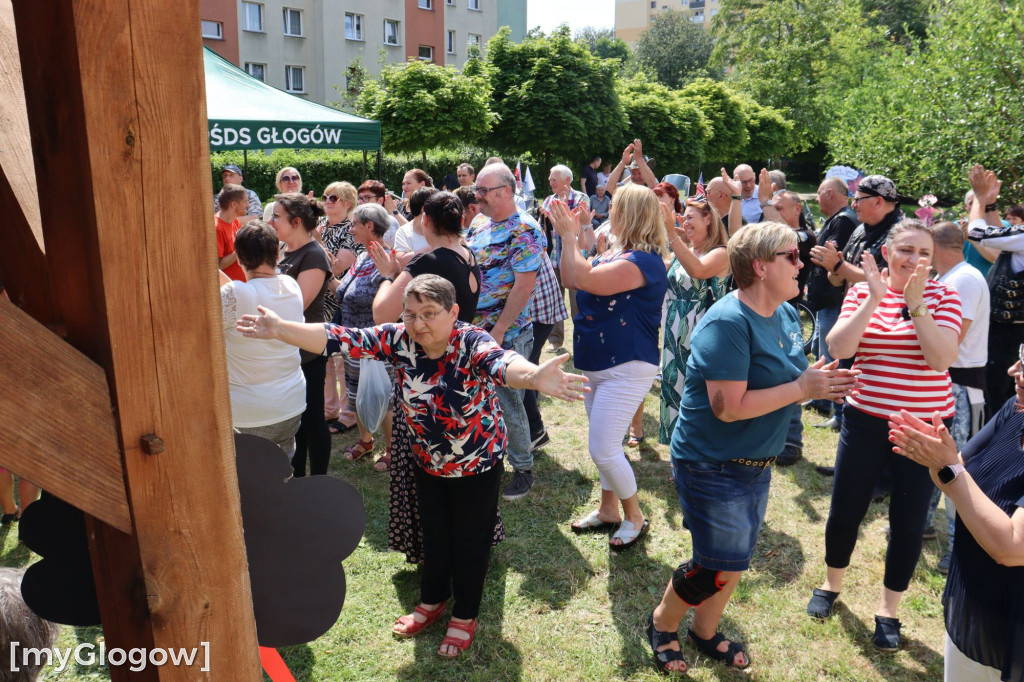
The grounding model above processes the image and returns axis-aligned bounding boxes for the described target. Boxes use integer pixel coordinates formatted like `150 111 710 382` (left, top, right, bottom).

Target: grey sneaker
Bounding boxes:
937 552 952 575
502 470 534 501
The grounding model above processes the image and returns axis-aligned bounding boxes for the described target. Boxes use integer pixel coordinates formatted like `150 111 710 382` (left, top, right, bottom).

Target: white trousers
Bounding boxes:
582 360 659 500
945 632 1002 682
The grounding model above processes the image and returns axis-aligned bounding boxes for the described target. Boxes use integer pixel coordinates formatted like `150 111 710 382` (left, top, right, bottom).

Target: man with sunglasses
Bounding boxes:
824 175 904 289
465 163 561 501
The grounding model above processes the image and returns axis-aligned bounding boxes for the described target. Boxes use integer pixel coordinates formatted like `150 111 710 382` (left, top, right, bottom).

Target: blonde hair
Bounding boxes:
683 199 728 252
275 166 301 190
323 181 357 209
728 222 797 289
609 183 667 255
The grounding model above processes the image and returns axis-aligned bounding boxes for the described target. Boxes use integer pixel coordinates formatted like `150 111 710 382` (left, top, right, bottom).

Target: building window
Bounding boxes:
242 2 264 32
283 8 303 36
245 63 267 82
691 12 703 21
285 65 305 93
650 1 656 7
383 19 400 45
446 30 455 54
467 33 481 48
345 13 363 40
419 0 433 9
201 20 223 39
447 0 455 5
418 45 434 61
468 0 480 9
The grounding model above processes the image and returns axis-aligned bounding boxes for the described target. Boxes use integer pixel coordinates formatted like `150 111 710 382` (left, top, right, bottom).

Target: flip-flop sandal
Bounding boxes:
372 453 392 472
610 518 650 551
329 420 354 435
344 438 374 461
627 432 644 448
571 510 620 534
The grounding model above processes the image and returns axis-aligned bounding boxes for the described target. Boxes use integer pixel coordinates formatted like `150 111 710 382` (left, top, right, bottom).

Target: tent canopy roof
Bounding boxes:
204 47 380 151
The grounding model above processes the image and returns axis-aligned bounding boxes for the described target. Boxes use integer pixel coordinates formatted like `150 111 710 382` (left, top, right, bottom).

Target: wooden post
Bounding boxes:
11 1 260 679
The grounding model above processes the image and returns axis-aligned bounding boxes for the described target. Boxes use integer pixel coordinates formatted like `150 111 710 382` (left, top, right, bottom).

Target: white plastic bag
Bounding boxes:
356 358 391 433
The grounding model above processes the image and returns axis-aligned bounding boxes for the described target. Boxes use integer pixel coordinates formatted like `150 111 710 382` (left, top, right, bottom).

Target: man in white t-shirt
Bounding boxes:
927 219 990 573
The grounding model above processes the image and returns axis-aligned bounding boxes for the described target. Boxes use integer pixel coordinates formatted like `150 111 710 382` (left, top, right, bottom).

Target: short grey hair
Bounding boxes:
768 169 787 190
550 164 573 182
477 163 516 190
403 274 456 311
350 203 389 237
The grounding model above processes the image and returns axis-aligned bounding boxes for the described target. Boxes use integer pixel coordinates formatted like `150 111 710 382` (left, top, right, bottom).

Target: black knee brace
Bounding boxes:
671 559 726 606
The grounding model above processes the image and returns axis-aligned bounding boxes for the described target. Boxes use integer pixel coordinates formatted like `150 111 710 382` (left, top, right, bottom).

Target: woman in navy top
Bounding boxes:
890 351 1024 682
549 183 668 551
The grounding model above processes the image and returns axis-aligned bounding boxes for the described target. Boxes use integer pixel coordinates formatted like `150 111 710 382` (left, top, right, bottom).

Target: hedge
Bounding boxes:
210 148 537 203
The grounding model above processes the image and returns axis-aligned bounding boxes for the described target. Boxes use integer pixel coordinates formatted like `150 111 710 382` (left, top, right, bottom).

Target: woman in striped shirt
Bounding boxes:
806 220 962 651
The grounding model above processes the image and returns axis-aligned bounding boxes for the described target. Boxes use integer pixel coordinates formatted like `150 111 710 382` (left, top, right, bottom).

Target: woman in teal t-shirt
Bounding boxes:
644 221 859 675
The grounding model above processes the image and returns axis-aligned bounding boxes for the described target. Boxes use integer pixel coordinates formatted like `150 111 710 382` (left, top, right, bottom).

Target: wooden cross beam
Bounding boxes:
3 0 261 678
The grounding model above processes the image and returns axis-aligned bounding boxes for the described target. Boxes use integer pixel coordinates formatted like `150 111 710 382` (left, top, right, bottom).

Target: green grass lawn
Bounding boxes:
7 333 951 681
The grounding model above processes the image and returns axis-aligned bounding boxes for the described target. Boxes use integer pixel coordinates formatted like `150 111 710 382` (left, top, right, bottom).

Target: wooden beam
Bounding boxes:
0 0 51 322
0 300 129 532
13 0 261 678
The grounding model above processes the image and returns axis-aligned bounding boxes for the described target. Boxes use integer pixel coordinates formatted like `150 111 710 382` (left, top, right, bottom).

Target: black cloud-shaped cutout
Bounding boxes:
18 434 365 649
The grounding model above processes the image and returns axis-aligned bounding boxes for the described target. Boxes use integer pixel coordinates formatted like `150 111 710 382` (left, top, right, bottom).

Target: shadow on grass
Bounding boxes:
748 522 805 587
279 643 315 682
0 527 33 567
833 601 942 680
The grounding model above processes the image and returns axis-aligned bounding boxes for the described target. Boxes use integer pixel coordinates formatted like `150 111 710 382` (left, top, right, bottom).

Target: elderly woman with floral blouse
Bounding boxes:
237 274 588 659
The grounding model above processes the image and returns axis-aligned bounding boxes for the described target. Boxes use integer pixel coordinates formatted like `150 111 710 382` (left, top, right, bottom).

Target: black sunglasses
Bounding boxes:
281 174 300 183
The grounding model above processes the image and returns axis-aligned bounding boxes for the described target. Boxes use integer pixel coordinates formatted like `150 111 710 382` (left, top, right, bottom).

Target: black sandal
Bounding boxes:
872 615 901 651
646 614 687 674
687 628 749 669
807 588 840 620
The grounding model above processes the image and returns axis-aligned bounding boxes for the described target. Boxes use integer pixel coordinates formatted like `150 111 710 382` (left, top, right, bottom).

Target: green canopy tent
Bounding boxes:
203 46 381 170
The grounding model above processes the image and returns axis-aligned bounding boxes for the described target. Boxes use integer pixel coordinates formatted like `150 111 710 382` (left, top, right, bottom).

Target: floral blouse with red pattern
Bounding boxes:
323 321 519 477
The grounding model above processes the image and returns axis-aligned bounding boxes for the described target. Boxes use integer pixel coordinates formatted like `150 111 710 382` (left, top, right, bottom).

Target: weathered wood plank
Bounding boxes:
0 0 51 322
13 0 260 678
0 300 129 532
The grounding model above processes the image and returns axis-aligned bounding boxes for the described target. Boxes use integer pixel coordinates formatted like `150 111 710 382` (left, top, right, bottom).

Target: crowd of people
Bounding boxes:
212 151 1024 679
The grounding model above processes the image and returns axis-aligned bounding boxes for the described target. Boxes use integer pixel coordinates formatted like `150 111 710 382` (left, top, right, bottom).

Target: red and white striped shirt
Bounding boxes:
840 281 962 419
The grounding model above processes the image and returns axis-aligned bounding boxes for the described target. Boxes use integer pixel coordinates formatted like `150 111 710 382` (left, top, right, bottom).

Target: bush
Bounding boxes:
210 148 534 202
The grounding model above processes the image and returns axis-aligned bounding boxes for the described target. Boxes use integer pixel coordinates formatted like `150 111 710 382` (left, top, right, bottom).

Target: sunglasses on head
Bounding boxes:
281 174 300 183
685 197 708 207
322 194 340 204
774 247 800 265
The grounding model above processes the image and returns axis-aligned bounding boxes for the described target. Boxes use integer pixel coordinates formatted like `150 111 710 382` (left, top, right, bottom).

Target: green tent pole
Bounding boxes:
243 149 248 177
362 150 368 182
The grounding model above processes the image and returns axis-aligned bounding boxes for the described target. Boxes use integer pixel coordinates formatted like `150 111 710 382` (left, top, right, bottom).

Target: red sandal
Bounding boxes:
344 437 374 461
438 618 477 658
392 602 446 638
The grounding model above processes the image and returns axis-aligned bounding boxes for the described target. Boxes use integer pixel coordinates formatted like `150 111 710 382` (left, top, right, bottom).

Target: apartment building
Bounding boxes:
200 0 525 106
615 0 719 44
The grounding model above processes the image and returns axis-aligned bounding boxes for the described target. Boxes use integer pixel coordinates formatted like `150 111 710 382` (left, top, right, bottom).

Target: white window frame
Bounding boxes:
201 20 223 39
418 0 433 9
447 0 455 5
383 19 400 46
467 33 481 49
242 1 264 32
244 62 267 82
284 65 305 93
282 7 303 37
468 0 480 9
345 12 363 41
446 30 456 54
418 45 434 61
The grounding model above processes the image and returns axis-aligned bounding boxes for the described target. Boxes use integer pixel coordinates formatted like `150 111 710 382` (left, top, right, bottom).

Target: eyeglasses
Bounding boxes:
401 310 444 324
738 177 756 185
474 184 507 197
322 194 340 204
357 194 378 202
281 174 300 183
774 248 800 265
851 195 875 205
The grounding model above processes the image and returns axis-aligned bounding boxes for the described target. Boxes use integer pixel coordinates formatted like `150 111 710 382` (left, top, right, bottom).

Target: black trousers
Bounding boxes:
824 406 950 592
415 463 503 620
524 321 554 438
986 322 1022 416
293 355 332 477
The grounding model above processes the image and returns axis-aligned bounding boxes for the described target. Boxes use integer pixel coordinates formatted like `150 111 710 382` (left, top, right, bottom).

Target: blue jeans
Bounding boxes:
494 328 534 473
672 459 772 571
785 403 803 450
813 304 844 419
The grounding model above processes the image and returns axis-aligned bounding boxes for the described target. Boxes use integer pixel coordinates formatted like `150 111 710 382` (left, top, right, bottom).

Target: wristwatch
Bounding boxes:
831 252 844 273
731 195 742 200
909 304 929 318
391 210 399 216
938 462 965 485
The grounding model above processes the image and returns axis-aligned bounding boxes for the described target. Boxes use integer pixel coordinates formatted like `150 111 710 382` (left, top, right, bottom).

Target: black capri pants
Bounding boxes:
824 405 951 592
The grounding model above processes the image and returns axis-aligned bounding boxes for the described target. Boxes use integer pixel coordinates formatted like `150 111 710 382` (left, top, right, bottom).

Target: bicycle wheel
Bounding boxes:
797 302 816 356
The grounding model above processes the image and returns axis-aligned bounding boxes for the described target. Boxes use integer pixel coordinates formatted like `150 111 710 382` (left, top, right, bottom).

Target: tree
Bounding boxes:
634 11 717 89
617 77 710 176
485 26 627 187
828 0 1024 202
678 79 748 167
860 0 930 45
738 98 794 164
356 59 495 160
574 26 631 62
